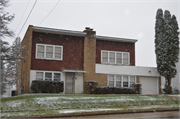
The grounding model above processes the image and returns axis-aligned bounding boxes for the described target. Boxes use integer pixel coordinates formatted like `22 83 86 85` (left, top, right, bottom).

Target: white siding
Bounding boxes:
96 64 160 77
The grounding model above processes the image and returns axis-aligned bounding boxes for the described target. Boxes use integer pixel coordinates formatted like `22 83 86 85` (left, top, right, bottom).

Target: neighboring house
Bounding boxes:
18 25 161 95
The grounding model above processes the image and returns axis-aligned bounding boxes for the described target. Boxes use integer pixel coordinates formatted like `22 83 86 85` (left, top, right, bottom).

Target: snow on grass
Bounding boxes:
1 94 179 114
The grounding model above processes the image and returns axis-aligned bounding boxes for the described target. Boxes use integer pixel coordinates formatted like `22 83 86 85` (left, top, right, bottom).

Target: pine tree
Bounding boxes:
0 0 14 96
6 37 21 91
0 40 10 95
155 9 179 94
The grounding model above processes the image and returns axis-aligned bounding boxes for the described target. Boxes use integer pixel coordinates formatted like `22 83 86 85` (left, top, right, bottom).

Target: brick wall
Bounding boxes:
83 30 107 93
18 25 33 94
96 40 135 66
31 32 84 71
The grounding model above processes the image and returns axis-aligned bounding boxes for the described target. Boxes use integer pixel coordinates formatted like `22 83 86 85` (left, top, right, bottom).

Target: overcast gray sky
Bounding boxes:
4 0 180 67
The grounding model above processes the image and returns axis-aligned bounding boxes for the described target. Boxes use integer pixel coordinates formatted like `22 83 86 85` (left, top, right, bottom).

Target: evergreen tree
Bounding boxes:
0 40 10 95
155 9 179 94
6 37 21 91
0 0 14 96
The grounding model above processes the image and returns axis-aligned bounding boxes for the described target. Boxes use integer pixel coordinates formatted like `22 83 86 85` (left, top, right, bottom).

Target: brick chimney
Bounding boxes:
83 27 96 93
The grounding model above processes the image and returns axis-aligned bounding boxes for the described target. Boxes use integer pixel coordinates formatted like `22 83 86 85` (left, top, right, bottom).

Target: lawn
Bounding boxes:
1 94 179 117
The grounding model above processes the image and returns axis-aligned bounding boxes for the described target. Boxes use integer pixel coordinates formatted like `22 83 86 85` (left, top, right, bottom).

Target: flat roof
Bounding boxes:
33 26 137 43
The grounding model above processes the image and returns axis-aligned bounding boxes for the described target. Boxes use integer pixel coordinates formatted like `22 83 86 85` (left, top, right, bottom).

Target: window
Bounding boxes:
116 75 121 88
123 76 128 87
36 72 43 80
130 76 135 87
108 75 136 88
35 71 61 81
36 44 63 60
108 75 114 87
102 51 108 63
45 72 52 81
54 73 61 81
101 50 129 65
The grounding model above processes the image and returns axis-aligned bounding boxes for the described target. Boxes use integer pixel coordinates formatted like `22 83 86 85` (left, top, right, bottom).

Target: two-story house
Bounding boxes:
18 25 161 95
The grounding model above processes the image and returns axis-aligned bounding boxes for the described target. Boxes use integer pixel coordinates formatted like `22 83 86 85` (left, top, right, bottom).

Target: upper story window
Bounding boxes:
36 44 63 60
101 50 130 65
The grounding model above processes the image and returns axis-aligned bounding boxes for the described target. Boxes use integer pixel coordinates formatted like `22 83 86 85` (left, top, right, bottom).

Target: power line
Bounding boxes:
15 0 31 33
37 0 60 25
17 0 37 38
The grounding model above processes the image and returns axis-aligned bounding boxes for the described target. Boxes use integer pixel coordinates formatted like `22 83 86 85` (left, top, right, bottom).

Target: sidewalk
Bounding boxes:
3 105 179 118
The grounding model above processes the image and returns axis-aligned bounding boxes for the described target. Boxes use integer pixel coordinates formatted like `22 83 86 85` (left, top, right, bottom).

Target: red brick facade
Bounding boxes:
96 40 135 66
31 32 84 71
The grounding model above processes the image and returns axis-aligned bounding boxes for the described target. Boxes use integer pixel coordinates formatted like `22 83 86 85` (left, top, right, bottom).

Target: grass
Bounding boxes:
1 94 179 117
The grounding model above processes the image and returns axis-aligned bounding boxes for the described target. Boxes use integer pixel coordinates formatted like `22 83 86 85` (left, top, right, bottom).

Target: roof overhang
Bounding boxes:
62 70 87 73
96 35 138 43
32 26 138 43
33 26 86 37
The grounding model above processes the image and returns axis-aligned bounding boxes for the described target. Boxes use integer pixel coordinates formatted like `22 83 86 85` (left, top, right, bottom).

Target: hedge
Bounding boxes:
86 81 142 94
31 80 64 93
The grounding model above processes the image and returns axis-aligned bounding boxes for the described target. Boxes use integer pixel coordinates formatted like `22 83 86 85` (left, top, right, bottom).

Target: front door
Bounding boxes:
66 72 75 93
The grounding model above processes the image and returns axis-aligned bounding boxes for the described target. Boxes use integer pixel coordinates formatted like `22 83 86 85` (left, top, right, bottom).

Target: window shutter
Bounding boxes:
109 52 115 64
46 46 53 58
37 45 44 58
54 73 61 81
36 72 43 80
102 51 108 63
116 52 122 64
55 47 62 59
123 53 129 65
108 75 114 87
116 75 121 88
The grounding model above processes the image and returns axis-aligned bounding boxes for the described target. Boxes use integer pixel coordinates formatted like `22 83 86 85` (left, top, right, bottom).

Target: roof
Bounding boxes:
32 26 137 43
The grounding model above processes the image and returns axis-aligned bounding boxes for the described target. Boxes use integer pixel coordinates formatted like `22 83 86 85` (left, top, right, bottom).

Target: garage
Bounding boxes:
139 76 159 95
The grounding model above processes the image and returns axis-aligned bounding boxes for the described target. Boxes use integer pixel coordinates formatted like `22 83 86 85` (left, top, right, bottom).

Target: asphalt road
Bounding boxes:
55 111 180 119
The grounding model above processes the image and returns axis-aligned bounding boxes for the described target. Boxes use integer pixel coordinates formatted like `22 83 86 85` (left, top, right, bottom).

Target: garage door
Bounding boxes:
139 77 158 95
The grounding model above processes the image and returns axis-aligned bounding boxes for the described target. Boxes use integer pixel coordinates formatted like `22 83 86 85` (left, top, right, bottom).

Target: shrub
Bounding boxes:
31 80 64 93
96 87 135 94
163 84 172 94
132 83 142 94
85 81 98 94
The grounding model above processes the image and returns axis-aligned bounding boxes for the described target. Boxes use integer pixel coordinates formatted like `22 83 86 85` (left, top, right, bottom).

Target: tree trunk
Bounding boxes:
167 77 172 94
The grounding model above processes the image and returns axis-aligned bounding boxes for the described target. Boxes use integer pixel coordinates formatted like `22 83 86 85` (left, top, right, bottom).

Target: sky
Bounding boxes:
4 0 180 67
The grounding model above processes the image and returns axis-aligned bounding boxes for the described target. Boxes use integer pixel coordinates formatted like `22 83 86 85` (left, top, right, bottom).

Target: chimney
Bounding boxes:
83 27 96 35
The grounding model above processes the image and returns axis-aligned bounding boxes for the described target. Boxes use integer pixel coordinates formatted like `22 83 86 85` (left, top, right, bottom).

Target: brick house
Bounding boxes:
18 25 161 95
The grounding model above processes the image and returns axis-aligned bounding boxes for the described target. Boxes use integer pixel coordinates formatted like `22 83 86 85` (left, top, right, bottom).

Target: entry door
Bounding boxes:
66 72 75 93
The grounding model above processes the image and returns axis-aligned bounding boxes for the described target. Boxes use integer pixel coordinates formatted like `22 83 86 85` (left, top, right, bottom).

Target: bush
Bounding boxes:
96 87 135 94
85 81 98 94
163 84 172 94
132 83 142 94
95 84 142 94
31 80 64 93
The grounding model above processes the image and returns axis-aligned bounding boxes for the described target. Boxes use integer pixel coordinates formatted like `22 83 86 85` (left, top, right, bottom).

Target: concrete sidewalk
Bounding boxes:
6 107 179 118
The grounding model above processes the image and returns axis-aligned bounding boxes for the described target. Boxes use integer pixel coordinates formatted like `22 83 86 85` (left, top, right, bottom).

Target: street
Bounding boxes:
55 111 180 119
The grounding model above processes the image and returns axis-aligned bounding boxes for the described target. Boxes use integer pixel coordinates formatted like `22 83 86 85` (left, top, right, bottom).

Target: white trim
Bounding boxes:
36 43 63 61
108 74 136 88
35 70 62 81
101 50 130 65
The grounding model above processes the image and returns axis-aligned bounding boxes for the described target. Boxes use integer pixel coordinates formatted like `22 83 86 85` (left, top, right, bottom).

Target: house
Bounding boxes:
18 25 161 95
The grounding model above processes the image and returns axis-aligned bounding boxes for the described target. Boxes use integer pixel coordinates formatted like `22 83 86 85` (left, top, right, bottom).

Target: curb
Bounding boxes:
10 108 180 118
